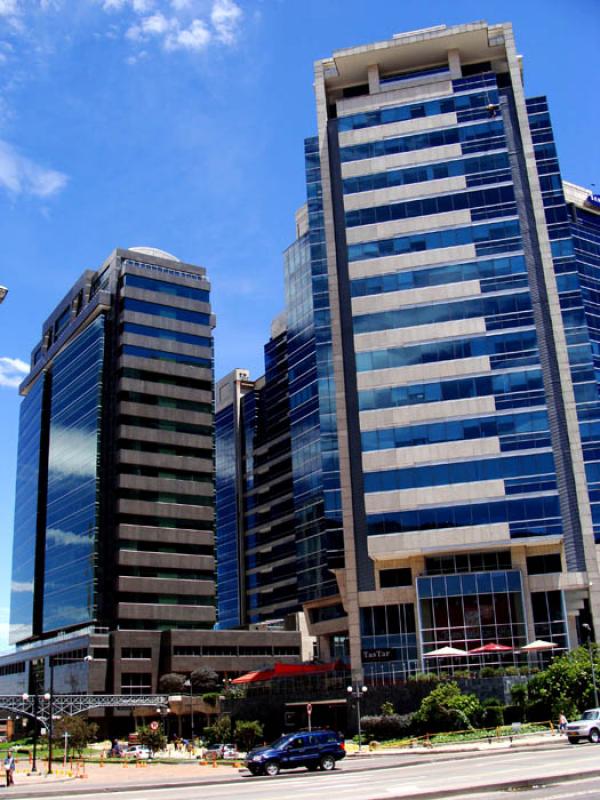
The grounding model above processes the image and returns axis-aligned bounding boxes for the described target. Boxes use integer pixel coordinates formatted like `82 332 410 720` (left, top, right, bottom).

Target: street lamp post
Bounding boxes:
183 679 194 740
22 693 38 774
46 654 93 775
347 684 368 751
583 623 599 707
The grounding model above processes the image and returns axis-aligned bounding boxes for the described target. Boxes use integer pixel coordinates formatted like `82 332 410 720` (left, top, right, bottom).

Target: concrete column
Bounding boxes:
367 64 380 94
448 49 461 78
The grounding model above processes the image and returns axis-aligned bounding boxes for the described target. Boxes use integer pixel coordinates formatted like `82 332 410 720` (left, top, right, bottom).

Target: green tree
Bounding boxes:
204 714 232 744
234 720 263 752
524 646 600 721
380 701 395 717
412 681 482 733
52 717 99 756
137 724 166 754
158 672 186 693
190 667 220 693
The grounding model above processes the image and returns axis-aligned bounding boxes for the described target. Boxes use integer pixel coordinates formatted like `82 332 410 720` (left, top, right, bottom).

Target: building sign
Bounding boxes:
361 648 394 662
586 194 600 211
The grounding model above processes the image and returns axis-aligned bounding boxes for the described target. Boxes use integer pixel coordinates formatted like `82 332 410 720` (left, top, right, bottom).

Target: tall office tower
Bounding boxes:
303 21 600 680
10 247 216 648
216 315 300 628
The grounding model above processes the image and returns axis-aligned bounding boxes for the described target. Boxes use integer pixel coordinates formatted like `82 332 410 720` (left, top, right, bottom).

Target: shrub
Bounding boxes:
480 704 504 727
201 692 220 707
361 713 412 741
480 666 502 678
412 681 482 734
503 704 524 724
504 666 521 676
137 724 166 754
234 720 263 751
380 701 395 717
203 714 232 745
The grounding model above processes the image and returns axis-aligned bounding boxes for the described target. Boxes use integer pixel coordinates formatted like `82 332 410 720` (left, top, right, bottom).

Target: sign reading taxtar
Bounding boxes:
362 648 394 662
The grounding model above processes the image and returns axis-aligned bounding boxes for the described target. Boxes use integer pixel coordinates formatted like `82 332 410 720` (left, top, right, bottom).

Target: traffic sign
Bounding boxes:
150 721 159 731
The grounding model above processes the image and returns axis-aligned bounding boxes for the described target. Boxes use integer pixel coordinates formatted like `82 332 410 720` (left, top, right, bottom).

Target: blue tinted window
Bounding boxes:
359 369 545 412
124 273 209 303
343 153 510 195
363 452 556 493
9 374 45 644
121 344 211 368
353 290 531 334
340 120 505 163
43 317 105 634
122 298 210 326
338 90 497 132
348 220 521 263
346 186 515 228
123 322 211 348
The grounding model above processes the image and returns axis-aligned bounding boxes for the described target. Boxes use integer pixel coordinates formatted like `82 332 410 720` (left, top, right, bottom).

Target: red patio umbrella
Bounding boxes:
469 643 513 654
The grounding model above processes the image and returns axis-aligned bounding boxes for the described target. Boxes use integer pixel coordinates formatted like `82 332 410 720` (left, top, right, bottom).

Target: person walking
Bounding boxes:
4 750 15 786
559 712 568 734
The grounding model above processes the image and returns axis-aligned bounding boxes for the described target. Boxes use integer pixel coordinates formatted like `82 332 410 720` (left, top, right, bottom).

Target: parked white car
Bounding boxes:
124 745 152 759
567 709 600 743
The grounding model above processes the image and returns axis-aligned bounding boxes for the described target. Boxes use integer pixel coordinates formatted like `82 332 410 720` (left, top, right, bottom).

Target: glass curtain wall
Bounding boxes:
42 316 105 633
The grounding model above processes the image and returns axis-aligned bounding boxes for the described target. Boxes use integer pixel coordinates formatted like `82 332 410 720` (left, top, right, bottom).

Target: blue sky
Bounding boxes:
0 0 598 650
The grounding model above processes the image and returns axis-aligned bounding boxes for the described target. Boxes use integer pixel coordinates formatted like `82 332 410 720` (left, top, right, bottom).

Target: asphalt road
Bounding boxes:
9 743 600 800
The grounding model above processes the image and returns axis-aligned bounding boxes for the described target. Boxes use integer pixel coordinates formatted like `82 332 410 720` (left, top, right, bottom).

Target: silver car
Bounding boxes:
566 708 600 743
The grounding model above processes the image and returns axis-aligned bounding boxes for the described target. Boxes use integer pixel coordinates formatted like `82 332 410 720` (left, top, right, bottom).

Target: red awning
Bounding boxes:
231 661 342 684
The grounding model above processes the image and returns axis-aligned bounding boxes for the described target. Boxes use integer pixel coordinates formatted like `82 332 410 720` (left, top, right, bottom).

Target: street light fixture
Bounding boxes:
46 654 93 775
22 692 40 774
183 679 194 740
347 684 368 751
582 623 599 707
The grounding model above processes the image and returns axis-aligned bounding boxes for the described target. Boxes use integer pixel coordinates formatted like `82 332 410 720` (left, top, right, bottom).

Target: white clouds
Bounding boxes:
0 356 28 388
211 0 241 45
103 0 243 55
48 426 98 478
126 10 171 40
165 17 210 51
46 527 94 547
0 140 68 198
0 0 19 16
10 580 32 593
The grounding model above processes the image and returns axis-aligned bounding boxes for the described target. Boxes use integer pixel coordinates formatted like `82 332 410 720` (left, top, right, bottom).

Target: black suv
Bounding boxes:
245 730 345 776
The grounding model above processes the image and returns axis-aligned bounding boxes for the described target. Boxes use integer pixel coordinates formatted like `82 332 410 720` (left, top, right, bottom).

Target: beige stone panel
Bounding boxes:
336 79 453 117
343 175 467 212
341 143 464 179
365 479 506 515
339 112 458 147
346 209 472 245
351 279 481 315
357 355 491 390
354 316 486 352
368 523 512 560
359 396 497 432
362 437 501 472
348 243 477 279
